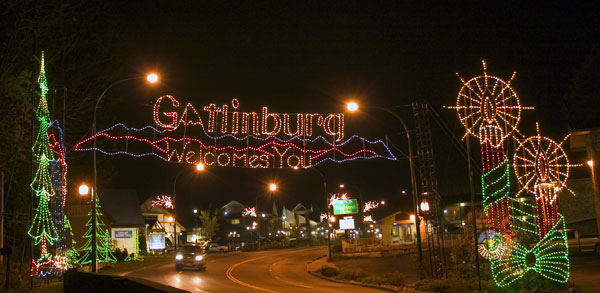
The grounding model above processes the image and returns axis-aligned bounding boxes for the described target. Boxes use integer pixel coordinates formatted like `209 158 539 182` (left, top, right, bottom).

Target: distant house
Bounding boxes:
281 204 318 239
375 211 420 247
98 189 145 257
217 200 250 247
140 197 186 251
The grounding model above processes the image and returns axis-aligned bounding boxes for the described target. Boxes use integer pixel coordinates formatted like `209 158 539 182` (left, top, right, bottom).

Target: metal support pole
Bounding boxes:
466 136 481 290
256 195 260 248
367 106 424 278
92 77 140 272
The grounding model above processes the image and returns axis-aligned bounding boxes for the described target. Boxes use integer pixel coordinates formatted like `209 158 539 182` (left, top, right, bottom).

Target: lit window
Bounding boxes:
231 218 240 225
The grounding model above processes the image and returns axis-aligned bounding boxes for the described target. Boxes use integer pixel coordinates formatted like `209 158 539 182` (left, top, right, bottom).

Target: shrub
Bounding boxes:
382 271 404 286
358 275 386 285
414 278 474 292
319 266 339 277
338 267 368 281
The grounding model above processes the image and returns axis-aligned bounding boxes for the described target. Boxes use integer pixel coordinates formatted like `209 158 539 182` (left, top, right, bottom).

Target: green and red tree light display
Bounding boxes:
29 52 79 277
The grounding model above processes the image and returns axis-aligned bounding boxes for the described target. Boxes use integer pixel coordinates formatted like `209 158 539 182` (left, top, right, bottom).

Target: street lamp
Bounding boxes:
420 200 430 213
91 73 158 272
346 101 359 112
345 101 424 277
173 162 205 250
256 182 278 248
78 184 90 196
293 167 331 260
588 160 594 167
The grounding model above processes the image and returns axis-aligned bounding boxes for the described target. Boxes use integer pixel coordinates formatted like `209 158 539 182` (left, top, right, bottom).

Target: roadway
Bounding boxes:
124 246 386 293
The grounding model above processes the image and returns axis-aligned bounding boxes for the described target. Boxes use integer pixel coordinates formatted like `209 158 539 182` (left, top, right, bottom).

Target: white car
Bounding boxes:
206 243 229 253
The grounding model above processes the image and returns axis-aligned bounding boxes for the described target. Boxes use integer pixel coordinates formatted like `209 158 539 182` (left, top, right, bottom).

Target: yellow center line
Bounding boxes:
225 247 322 293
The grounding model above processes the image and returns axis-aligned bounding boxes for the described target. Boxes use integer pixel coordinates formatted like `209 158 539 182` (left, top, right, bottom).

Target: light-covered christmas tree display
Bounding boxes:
28 52 59 277
78 196 117 265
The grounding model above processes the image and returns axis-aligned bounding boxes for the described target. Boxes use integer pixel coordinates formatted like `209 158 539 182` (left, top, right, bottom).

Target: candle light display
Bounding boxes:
513 124 579 239
449 61 571 287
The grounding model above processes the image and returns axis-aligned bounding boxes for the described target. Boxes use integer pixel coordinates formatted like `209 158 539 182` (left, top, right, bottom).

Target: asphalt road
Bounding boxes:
125 246 386 293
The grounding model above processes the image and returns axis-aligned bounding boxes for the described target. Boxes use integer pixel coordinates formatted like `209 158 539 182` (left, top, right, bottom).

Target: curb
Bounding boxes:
304 255 401 292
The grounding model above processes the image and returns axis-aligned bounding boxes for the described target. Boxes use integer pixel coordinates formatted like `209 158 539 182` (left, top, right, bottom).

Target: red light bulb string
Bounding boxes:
481 141 512 239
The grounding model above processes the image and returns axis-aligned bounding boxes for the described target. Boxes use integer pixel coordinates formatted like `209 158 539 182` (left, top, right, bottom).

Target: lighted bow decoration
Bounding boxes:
489 216 570 287
151 195 174 209
320 213 329 221
242 207 257 217
447 61 574 287
363 201 380 213
328 193 348 208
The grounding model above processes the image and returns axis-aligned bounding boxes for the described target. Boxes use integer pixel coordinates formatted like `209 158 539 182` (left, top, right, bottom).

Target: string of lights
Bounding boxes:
74 121 397 168
451 61 572 287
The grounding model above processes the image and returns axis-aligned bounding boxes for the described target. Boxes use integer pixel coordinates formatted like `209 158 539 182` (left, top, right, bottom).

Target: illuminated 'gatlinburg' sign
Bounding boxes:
75 95 396 168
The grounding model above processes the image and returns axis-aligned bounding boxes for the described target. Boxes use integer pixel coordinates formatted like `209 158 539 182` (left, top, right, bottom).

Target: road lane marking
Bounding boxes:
225 247 322 293
268 256 314 289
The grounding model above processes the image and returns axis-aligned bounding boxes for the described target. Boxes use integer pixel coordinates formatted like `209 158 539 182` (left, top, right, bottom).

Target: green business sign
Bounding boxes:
333 199 358 215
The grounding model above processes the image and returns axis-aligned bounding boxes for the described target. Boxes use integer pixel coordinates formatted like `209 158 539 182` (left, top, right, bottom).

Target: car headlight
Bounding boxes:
176 254 183 260
195 255 203 261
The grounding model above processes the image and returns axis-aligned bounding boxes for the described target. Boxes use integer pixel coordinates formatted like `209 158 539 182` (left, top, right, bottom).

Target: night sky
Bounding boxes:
63 2 599 226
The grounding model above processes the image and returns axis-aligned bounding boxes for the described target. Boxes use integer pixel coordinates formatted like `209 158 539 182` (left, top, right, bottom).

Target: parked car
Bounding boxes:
206 242 229 253
175 244 206 271
565 229 600 255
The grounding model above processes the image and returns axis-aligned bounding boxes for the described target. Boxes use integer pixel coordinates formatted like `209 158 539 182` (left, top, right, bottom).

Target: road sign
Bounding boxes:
149 232 165 250
115 230 133 238
333 199 358 215
339 218 355 230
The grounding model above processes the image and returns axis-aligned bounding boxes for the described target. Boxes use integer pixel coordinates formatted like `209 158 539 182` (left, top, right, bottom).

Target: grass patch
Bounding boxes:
98 255 172 275
414 278 475 293
338 267 368 281
37 282 63 293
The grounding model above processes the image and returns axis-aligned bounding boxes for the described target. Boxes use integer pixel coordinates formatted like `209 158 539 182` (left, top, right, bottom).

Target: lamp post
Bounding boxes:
294 167 330 260
346 101 424 278
91 73 158 272
256 183 277 248
173 162 205 250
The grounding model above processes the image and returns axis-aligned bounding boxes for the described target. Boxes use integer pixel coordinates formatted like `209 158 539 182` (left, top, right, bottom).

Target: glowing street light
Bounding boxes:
166 216 174 223
588 160 594 167
420 199 430 213
346 101 359 112
269 183 277 191
339 184 345 188
196 162 205 171
78 184 90 196
146 73 159 83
